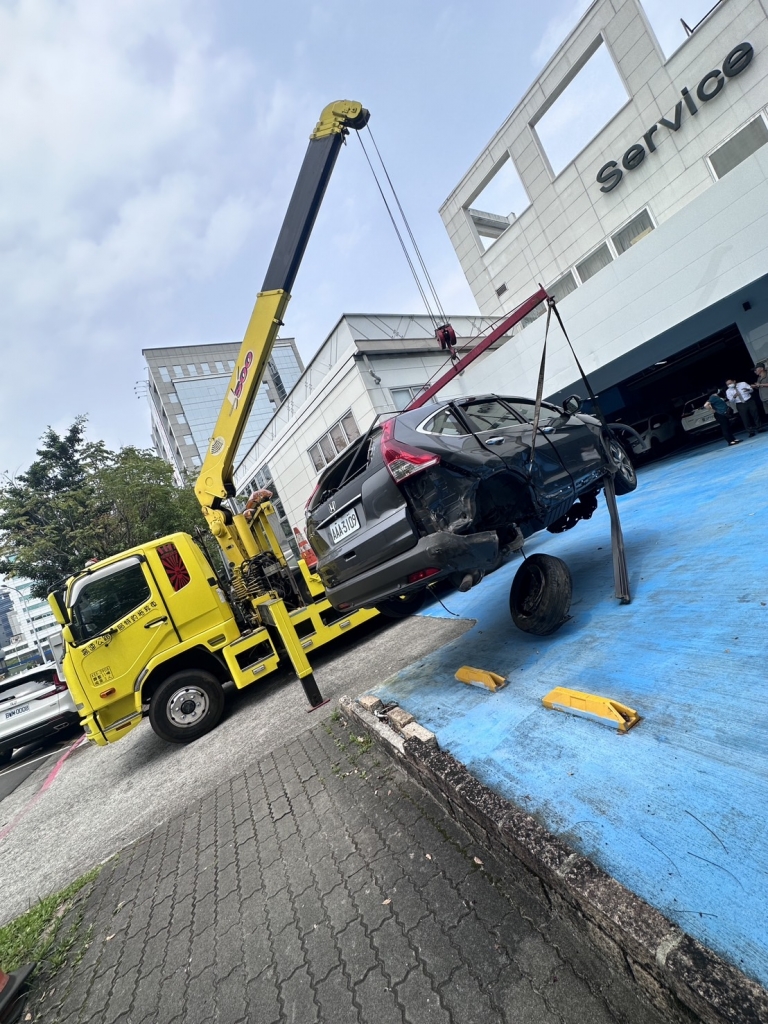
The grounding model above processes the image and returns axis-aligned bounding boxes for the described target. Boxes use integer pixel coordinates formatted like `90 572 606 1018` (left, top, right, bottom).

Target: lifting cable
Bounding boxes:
357 128 446 332
358 127 540 397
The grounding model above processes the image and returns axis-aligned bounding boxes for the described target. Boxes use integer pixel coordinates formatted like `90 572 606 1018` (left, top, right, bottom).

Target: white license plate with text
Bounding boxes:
5 703 30 720
330 509 360 544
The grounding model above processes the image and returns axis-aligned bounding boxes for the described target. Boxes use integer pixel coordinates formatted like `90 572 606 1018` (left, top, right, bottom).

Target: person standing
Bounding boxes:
725 379 761 436
705 392 740 446
754 362 768 417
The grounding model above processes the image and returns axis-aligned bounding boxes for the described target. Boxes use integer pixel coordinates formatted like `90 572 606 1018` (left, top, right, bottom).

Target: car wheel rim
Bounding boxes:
167 686 209 727
610 441 635 483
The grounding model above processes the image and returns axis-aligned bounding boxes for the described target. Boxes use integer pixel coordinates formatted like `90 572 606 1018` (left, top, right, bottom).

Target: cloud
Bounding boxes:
0 0 314 472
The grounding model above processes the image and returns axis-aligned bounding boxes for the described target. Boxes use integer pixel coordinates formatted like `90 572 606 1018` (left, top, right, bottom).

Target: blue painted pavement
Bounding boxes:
370 433 768 987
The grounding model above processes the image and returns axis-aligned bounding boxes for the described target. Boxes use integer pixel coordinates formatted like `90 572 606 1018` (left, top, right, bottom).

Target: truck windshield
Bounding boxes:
70 561 151 642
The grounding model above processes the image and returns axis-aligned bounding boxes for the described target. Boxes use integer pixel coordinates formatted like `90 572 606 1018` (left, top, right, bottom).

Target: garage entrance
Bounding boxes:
564 322 758 451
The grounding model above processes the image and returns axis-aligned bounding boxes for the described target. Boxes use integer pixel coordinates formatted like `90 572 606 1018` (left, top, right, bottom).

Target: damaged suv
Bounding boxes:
305 395 636 621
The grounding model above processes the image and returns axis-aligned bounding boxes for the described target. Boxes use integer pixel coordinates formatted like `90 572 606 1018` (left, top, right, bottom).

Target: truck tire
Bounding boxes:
510 554 572 636
148 670 225 744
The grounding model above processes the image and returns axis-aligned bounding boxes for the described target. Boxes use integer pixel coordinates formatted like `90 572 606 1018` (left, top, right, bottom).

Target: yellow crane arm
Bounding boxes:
194 100 369 565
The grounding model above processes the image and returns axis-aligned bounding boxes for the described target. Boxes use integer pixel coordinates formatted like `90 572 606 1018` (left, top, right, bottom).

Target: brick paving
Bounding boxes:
27 717 669 1024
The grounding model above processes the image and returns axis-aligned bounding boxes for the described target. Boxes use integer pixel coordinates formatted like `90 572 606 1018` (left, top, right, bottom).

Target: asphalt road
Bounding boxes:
0 612 473 926
0 730 80 802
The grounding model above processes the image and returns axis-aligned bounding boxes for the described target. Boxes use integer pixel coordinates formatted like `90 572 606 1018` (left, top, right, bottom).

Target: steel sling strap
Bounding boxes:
535 294 631 604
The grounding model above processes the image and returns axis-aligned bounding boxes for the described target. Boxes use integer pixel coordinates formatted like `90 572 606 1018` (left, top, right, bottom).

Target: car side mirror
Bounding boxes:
563 395 582 415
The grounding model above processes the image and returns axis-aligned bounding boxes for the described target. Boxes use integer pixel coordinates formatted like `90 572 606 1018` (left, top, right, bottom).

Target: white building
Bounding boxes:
0 578 59 672
438 0 768 419
233 314 497 548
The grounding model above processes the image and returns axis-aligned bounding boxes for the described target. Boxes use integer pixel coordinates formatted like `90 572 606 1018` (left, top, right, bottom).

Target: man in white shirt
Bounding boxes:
725 379 761 437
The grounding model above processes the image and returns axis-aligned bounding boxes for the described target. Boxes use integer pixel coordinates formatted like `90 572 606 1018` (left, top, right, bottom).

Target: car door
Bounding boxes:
501 399 605 489
458 397 575 512
66 556 176 734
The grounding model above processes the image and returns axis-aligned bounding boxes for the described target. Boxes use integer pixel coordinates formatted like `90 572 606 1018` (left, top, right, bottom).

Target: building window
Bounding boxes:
201 362 210 374
547 272 577 303
228 360 235 371
308 410 361 470
215 361 225 373
576 243 613 283
176 414 186 424
169 393 179 404
709 116 768 180
390 386 426 411
173 365 183 377
612 209 654 254
184 435 195 446
191 455 201 467
158 366 171 383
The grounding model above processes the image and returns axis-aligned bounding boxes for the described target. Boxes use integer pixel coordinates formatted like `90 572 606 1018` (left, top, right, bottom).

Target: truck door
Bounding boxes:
67 556 175 737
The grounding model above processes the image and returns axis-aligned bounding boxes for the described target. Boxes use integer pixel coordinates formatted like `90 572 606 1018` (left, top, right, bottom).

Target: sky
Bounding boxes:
0 0 716 477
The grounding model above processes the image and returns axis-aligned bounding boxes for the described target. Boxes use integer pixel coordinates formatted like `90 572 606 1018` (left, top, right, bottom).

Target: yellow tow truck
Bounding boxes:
47 100 379 746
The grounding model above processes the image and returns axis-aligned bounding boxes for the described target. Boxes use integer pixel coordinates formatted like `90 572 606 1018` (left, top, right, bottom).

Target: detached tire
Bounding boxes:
377 589 426 619
148 670 224 744
606 436 638 495
510 554 572 636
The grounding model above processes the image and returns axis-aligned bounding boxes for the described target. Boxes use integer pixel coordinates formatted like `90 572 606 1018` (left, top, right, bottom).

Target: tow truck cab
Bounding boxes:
49 532 275 745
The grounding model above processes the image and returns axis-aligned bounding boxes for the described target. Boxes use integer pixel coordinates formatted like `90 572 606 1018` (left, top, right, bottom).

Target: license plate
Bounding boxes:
330 509 360 544
5 704 30 720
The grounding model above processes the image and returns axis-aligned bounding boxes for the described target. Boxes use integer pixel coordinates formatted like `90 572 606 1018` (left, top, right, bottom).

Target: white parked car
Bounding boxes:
628 413 677 454
0 662 80 766
680 394 735 435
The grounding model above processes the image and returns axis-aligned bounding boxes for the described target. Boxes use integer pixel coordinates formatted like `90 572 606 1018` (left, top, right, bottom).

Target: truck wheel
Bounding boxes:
377 590 426 619
510 554 572 635
148 670 224 744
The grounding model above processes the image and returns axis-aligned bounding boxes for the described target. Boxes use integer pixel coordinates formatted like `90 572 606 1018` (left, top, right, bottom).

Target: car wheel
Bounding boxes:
606 436 637 495
509 554 572 636
0 748 12 767
148 670 225 744
377 590 426 619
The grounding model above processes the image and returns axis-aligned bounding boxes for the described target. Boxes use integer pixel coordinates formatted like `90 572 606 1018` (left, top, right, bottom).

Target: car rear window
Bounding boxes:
307 431 380 511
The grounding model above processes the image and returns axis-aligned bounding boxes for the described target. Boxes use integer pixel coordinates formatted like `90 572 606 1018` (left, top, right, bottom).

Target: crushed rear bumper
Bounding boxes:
324 530 499 612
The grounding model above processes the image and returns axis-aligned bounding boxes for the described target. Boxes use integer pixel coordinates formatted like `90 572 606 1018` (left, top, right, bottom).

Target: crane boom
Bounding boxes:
194 100 369 565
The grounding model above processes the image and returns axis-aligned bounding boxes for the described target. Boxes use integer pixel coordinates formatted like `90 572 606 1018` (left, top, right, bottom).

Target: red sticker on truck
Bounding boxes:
227 351 254 412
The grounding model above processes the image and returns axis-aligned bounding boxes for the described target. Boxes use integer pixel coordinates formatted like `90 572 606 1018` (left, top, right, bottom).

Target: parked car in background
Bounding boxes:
680 392 737 435
0 662 79 765
306 394 637 623
627 413 677 456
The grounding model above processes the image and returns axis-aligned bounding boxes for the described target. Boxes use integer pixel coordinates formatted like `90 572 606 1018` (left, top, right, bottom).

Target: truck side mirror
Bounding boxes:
61 624 75 645
48 590 69 626
563 395 582 415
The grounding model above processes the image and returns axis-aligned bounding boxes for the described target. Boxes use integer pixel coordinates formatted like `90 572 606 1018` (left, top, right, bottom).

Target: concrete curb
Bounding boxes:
340 695 768 1024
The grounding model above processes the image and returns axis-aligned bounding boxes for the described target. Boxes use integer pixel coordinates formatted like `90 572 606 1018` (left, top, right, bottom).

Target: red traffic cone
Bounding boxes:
293 527 318 569
0 961 35 1023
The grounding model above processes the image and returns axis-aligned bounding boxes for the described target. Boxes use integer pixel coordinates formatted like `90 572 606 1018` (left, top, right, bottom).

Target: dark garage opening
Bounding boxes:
555 323 760 453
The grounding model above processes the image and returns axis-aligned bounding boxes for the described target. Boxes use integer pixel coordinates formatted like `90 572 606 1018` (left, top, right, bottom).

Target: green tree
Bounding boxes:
0 418 205 597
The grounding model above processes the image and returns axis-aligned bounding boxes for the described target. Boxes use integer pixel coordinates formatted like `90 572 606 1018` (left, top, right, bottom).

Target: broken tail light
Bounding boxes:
380 419 439 483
